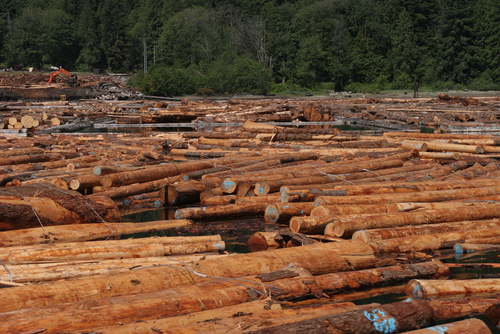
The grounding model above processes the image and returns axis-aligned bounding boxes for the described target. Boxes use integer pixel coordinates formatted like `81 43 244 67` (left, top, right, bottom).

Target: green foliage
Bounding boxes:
0 0 500 94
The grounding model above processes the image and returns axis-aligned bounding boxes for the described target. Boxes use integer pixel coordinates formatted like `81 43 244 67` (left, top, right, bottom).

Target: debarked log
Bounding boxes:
175 203 268 220
368 227 500 253
0 261 448 333
0 195 120 230
0 240 376 312
352 218 500 243
0 240 225 262
330 203 500 238
403 318 492 334
405 278 500 299
243 299 434 334
264 202 316 223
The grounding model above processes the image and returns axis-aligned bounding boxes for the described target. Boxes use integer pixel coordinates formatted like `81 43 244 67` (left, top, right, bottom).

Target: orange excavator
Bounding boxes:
47 68 78 86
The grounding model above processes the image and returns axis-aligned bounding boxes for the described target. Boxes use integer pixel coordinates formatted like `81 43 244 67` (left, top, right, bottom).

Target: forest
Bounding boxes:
0 0 499 96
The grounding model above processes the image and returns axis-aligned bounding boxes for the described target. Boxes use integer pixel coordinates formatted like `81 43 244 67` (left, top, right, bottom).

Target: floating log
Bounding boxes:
0 240 376 312
368 227 500 253
175 203 268 220
0 195 120 230
352 218 500 243
330 203 500 238
243 299 434 334
99 161 213 187
405 278 500 299
264 202 315 223
0 220 192 247
454 243 500 255
403 318 492 334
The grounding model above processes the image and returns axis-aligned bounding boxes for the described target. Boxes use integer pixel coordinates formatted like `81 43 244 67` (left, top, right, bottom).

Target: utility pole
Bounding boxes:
143 34 148 74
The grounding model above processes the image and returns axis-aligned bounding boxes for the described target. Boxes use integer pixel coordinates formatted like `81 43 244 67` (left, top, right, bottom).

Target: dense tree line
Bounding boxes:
0 0 499 95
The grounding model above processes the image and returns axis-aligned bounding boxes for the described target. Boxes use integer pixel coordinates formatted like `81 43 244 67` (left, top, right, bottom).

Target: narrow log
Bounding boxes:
88 175 181 199
311 203 401 217
431 297 500 321
0 220 192 247
0 240 376 312
175 203 268 220
403 318 492 334
402 140 485 154
352 218 500 243
315 184 500 207
247 231 282 250
405 278 500 299
0 195 120 230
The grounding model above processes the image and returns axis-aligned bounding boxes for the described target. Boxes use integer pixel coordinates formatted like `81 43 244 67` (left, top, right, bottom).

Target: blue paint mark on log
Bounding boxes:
363 310 397 333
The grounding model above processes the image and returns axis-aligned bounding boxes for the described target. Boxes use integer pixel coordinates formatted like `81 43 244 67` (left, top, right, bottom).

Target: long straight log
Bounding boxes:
429 297 500 321
0 220 192 247
0 254 219 283
0 195 120 230
0 261 447 333
88 175 181 199
402 140 485 153
367 227 500 253
0 240 376 312
243 299 434 334
315 184 500 207
0 240 225 262
99 161 213 187
405 278 500 299
175 203 268 220
352 218 500 243
330 203 500 238
403 319 492 334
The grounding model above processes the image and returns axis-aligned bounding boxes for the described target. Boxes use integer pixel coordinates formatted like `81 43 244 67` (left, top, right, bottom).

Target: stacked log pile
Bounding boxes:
0 94 500 332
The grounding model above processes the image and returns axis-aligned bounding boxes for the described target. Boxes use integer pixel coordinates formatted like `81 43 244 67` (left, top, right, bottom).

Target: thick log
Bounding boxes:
352 218 500 243
368 227 500 253
247 231 282 250
0 220 192 247
0 195 120 230
99 161 213 187
405 278 500 299
264 202 315 223
331 203 500 238
88 175 181 199
311 203 401 217
243 299 434 334
403 318 492 334
0 254 218 283
175 203 268 220
0 239 225 262
430 297 500 321
0 240 376 312
402 140 485 153
454 243 500 254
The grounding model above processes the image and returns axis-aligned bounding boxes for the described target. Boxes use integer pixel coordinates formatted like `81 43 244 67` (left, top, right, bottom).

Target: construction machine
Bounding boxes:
47 68 78 86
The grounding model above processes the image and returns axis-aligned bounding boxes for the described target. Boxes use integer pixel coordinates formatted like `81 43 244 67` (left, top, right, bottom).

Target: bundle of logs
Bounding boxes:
2 95 500 333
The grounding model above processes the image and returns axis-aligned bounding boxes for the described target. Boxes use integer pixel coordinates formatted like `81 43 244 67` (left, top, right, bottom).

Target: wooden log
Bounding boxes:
0 240 376 312
76 299 287 334
290 216 336 234
0 239 225 262
0 220 192 247
405 278 500 299
454 243 500 255
175 203 268 220
402 318 492 334
403 140 485 153
311 203 401 217
100 161 213 187
264 202 315 223
368 227 500 253
352 218 500 243
330 203 500 238
315 184 500 207
243 299 434 334
0 195 120 230
89 175 181 199
247 231 282 250
485 303 500 328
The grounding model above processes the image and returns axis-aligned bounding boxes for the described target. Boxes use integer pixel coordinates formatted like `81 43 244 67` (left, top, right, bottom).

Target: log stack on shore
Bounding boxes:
1 94 500 333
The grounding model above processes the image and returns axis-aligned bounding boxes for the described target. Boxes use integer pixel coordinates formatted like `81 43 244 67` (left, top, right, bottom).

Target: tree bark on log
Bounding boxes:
0 195 120 230
402 318 492 334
